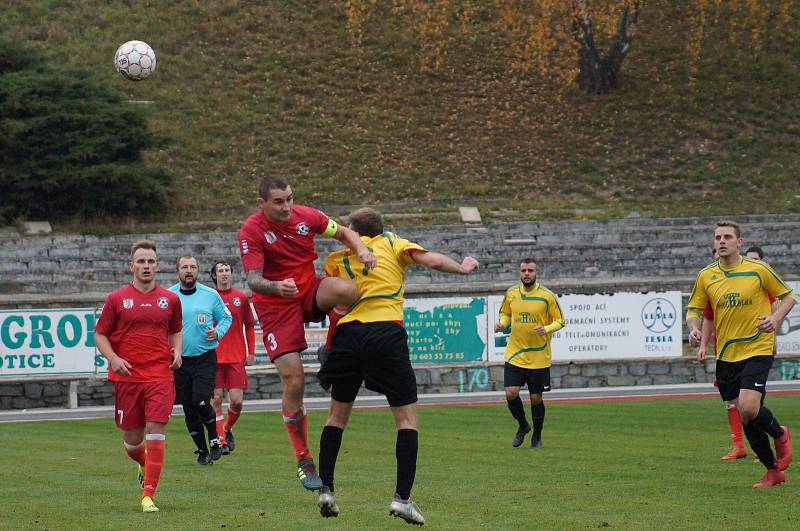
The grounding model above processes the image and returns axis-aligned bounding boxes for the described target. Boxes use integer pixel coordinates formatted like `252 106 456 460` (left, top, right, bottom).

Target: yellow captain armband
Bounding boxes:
685 308 702 321
321 218 339 237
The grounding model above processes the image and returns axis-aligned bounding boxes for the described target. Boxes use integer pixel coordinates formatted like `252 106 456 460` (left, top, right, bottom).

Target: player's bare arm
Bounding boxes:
757 294 796 332
246 269 299 298
686 315 702 347
697 316 714 362
412 251 479 275
333 225 377 269
169 332 183 369
95 332 132 376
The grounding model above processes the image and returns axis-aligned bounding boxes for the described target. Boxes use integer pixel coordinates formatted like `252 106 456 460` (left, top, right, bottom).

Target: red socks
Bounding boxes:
283 407 312 462
727 404 745 449
224 407 241 433
215 408 227 445
142 434 165 499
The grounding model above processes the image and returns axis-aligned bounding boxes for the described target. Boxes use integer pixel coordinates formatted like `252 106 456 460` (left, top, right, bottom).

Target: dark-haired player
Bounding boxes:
210 260 256 454
238 175 376 491
494 258 565 449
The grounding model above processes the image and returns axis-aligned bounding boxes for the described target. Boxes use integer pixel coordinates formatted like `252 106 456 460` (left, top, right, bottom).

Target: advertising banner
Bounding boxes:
488 292 683 362
0 308 100 377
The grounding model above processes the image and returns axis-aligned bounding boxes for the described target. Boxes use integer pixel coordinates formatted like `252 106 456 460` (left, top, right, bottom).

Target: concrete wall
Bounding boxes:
6 355 800 410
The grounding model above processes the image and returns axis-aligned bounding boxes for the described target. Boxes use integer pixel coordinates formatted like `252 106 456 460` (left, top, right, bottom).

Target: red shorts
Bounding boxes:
254 276 325 361
114 379 175 430
215 362 249 390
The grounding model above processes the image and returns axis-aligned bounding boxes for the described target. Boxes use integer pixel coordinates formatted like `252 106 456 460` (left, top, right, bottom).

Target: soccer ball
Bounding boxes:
114 40 157 81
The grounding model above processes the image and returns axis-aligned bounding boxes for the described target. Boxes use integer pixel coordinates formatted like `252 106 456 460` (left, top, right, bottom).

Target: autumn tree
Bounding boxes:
342 0 797 95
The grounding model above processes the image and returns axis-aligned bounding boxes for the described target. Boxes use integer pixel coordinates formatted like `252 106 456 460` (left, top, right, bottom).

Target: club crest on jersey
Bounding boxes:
123 298 134 309
264 231 277 244
157 297 169 309
233 297 242 307
296 223 310 236
197 314 207 325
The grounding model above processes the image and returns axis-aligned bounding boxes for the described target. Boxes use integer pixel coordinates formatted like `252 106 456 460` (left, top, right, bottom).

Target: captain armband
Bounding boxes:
321 219 339 238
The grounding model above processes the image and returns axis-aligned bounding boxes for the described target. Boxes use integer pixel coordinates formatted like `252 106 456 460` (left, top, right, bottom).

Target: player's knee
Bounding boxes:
230 397 244 411
329 278 358 307
505 389 519 400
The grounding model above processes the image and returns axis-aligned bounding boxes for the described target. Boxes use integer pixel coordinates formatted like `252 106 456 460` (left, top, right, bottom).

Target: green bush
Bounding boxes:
0 38 171 223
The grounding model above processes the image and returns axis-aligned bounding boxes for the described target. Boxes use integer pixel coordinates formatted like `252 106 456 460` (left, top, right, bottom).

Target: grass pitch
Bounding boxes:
2 396 799 530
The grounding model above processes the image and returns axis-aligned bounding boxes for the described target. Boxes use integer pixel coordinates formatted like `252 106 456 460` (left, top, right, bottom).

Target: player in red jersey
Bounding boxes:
696 245 776 462
210 260 256 454
238 175 376 491
94 240 183 513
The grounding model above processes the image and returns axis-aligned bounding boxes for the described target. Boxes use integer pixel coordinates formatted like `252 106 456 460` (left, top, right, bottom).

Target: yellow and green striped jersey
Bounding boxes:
687 257 794 362
499 283 565 369
324 232 424 324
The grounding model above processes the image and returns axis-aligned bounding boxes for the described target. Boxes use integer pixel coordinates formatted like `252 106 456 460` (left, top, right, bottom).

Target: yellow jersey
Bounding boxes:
687 257 794 362
499 283 565 369
323 232 424 324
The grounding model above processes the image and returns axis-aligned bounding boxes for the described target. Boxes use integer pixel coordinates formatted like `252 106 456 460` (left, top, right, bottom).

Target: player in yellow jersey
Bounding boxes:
315 207 479 525
494 258 565 449
687 221 796 488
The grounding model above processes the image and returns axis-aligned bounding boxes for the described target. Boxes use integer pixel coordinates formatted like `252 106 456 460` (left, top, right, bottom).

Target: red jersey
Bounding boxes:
238 205 330 304
95 284 182 383
215 288 256 364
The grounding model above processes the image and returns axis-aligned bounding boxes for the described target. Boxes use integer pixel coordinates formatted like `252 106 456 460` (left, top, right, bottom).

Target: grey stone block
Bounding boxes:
12 397 40 408
550 364 569 377
24 383 44 399
0 384 23 396
0 396 12 409
595 364 620 376
646 363 669 375
561 375 589 388
440 370 462 386
42 384 64 397
635 376 654 385
607 375 635 386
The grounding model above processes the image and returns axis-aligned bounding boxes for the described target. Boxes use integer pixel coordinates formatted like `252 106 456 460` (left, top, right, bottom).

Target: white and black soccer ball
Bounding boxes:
114 40 157 81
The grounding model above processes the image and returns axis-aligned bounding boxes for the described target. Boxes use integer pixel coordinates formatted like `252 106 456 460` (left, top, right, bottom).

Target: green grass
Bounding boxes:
2 397 799 529
3 1 800 230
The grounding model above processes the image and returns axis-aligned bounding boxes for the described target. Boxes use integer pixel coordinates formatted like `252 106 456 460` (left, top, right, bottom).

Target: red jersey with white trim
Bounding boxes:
215 288 255 364
95 284 182 383
238 205 330 304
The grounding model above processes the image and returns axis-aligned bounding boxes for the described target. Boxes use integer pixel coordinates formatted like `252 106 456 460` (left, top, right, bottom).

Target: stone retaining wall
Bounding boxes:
5 355 800 410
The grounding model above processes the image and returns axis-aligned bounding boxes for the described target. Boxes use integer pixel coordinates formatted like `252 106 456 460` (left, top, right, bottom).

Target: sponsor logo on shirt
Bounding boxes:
265 231 277 244
157 297 169 309
197 314 207 325
233 297 242 307
297 223 310 236
241 239 250 254
123 298 134 309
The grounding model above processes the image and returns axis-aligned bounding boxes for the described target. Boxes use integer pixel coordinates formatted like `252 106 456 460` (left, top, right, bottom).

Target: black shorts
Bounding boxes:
317 322 417 407
174 349 217 405
504 362 552 394
715 355 773 402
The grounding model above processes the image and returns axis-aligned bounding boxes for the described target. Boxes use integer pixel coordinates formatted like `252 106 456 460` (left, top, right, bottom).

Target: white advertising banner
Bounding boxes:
776 280 800 355
488 291 683 362
0 308 100 377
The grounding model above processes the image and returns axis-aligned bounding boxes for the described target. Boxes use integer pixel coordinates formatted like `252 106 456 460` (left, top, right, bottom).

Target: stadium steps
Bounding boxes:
2 214 799 298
